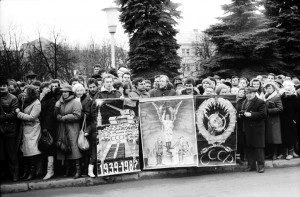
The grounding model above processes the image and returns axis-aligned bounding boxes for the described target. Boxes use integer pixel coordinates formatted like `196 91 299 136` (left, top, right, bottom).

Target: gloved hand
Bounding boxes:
57 114 63 122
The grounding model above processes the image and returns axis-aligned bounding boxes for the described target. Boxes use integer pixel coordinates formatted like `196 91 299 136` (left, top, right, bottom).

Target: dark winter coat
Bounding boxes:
149 88 176 97
265 92 283 144
237 96 246 145
80 94 95 145
241 97 267 148
40 91 56 155
0 93 19 138
55 95 82 160
280 93 299 146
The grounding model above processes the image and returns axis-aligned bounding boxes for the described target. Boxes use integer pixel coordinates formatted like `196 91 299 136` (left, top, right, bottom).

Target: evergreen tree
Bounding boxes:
201 0 282 78
265 0 300 75
118 0 181 79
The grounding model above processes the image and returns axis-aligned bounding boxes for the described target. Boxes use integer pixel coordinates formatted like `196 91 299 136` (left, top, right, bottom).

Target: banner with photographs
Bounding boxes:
139 96 198 169
195 95 237 167
96 98 140 176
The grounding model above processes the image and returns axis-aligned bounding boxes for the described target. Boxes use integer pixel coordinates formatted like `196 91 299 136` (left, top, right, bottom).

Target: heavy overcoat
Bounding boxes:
280 94 299 146
55 95 82 160
40 91 56 155
241 97 267 148
17 99 42 156
265 92 283 144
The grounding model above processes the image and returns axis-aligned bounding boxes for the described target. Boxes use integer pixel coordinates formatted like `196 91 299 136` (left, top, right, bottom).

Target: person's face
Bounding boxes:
266 85 275 94
94 67 100 74
268 75 275 82
88 83 98 95
62 91 70 99
154 77 160 89
232 78 239 86
174 79 181 84
33 85 40 93
202 81 210 89
122 74 131 83
159 77 168 89
118 86 124 95
8 85 16 94
27 77 36 84
137 81 146 92
284 85 293 95
75 87 85 98
125 87 132 95
145 83 151 91
51 83 59 92
252 81 260 89
103 78 113 90
0 84 8 95
238 80 247 88
185 84 193 93
238 90 245 98
246 92 256 100
42 85 51 95
220 88 230 95
176 84 183 90
205 88 214 95
71 81 79 87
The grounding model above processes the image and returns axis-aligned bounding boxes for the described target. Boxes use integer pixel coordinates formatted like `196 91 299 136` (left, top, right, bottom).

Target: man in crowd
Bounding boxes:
87 78 99 101
267 73 275 82
145 80 152 92
129 77 150 98
181 78 198 95
122 72 132 85
240 86 266 173
150 75 176 97
238 77 248 89
93 64 101 75
231 76 239 94
25 71 37 85
0 75 19 182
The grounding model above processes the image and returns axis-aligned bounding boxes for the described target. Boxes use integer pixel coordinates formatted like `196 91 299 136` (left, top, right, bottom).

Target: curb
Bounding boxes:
1 158 300 194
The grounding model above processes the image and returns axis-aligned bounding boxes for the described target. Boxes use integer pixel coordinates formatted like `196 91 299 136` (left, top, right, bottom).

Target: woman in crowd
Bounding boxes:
279 81 300 160
123 83 133 98
17 85 42 181
72 83 95 178
250 78 264 100
264 82 283 160
39 82 56 180
55 84 82 179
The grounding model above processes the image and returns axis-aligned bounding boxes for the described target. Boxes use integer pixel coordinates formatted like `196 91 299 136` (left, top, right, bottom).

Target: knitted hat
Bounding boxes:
72 83 85 93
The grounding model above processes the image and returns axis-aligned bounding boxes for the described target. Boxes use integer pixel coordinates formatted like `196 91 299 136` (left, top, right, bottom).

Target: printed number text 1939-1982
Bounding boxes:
99 159 139 175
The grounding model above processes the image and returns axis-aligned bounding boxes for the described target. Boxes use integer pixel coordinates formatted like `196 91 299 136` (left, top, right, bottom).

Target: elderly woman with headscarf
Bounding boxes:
278 81 300 160
263 82 283 160
55 84 82 179
16 85 41 181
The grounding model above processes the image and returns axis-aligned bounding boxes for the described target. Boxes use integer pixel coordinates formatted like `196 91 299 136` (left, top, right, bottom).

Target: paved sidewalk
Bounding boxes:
1 158 300 194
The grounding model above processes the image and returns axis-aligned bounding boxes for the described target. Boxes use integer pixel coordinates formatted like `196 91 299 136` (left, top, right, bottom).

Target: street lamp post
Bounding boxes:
102 6 120 70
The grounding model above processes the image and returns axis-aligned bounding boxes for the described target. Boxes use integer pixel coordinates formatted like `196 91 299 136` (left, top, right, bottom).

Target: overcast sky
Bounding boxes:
0 0 230 47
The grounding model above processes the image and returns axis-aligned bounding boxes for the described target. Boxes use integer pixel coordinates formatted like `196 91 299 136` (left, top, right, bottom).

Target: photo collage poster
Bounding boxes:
195 95 237 167
96 98 140 176
139 96 198 169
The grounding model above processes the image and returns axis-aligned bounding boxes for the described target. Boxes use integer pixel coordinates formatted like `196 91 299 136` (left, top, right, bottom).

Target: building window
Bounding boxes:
186 49 190 56
182 49 185 56
186 64 190 71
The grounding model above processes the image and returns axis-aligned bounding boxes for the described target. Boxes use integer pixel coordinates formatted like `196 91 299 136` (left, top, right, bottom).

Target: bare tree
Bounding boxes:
192 32 216 60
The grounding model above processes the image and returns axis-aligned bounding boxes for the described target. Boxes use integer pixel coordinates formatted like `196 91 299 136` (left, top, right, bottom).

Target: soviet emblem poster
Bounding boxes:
95 98 140 176
195 95 237 167
140 96 198 169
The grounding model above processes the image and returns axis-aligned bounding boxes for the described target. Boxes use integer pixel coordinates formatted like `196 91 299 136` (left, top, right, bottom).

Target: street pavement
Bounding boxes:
3 166 300 197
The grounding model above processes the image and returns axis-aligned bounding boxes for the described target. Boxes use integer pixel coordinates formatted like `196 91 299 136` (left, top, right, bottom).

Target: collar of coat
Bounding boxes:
264 91 277 101
100 86 116 93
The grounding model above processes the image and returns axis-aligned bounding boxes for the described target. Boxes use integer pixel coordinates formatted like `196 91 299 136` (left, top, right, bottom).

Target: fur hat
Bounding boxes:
72 83 85 93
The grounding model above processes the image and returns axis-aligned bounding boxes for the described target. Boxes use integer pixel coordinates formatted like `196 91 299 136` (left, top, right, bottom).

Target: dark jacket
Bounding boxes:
241 97 267 148
40 91 56 155
237 96 246 145
280 93 300 146
0 93 19 137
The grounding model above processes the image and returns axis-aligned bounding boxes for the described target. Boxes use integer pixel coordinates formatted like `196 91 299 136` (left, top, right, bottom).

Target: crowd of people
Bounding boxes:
1 64 300 182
